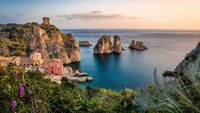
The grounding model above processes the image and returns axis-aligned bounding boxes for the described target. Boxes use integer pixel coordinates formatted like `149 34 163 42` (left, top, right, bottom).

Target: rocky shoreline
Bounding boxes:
47 67 93 83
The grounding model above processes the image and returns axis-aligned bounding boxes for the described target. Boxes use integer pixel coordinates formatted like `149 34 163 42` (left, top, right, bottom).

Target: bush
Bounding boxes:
163 70 175 78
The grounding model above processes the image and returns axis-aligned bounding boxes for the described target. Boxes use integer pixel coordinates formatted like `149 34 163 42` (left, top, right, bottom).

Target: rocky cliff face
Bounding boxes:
113 35 124 53
129 40 148 51
28 26 80 64
175 42 200 73
93 35 113 54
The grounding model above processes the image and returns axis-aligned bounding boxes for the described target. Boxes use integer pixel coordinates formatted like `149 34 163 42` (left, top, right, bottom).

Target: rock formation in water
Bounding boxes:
93 35 113 54
129 40 148 51
113 35 124 53
79 41 92 46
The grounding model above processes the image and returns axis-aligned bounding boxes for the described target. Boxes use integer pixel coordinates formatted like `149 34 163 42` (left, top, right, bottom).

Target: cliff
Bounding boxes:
113 35 124 53
175 42 200 73
93 35 113 54
0 23 80 64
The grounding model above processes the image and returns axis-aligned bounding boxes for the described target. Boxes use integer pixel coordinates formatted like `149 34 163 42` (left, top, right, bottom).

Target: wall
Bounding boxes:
30 53 42 61
43 62 63 75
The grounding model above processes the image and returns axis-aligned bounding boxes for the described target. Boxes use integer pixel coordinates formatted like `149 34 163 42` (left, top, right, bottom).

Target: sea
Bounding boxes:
61 29 200 91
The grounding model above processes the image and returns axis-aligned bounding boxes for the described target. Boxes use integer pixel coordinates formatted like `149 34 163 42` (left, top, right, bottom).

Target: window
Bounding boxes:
58 64 60 71
45 66 48 70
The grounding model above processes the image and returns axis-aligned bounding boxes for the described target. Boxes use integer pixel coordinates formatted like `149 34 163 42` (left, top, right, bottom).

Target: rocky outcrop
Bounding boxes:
93 35 113 54
79 41 92 46
175 42 200 74
113 35 124 53
28 26 80 64
129 40 148 51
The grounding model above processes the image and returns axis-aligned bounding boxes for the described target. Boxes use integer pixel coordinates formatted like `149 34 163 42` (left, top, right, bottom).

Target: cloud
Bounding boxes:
16 13 23 17
129 17 140 19
58 11 133 20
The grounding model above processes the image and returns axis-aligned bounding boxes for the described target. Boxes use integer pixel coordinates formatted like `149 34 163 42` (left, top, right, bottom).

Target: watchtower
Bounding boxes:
43 17 50 25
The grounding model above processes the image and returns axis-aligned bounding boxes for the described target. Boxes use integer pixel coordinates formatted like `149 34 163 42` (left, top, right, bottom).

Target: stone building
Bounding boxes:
43 17 50 25
43 59 63 75
30 52 42 61
33 25 43 37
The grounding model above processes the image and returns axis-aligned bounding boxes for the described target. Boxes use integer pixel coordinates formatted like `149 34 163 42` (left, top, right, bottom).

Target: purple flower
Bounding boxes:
12 73 17 77
10 100 17 110
19 83 25 98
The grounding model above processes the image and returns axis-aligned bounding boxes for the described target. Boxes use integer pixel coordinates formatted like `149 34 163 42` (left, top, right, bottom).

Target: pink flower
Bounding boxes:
12 73 17 77
10 100 17 110
19 83 25 98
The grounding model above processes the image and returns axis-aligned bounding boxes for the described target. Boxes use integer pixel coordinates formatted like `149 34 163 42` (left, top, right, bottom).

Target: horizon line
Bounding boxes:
59 28 200 31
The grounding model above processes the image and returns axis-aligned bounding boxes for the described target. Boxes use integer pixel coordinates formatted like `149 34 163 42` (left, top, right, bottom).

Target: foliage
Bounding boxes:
1 44 200 112
41 24 60 35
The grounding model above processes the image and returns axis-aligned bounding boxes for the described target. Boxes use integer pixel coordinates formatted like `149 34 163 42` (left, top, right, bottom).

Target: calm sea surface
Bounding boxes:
61 29 200 91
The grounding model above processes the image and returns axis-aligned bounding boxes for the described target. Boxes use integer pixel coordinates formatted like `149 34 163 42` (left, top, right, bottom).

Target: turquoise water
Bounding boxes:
62 29 200 90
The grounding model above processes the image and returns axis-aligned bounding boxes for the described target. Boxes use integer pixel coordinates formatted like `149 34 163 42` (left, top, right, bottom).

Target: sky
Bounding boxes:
0 0 200 29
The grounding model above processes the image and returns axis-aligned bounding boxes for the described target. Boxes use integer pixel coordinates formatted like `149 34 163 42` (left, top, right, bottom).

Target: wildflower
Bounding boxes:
12 73 17 77
10 100 17 110
19 83 25 98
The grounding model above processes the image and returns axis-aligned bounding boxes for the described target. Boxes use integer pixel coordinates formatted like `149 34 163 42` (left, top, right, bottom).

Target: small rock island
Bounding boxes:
129 40 148 51
93 35 124 54
79 41 92 46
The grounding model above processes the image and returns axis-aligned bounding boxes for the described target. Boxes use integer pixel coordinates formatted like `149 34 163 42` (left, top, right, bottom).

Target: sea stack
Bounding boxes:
93 35 113 54
129 40 148 51
79 41 92 46
113 35 124 53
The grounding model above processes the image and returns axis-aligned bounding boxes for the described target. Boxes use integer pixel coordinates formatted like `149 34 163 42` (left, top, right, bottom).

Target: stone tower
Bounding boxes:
43 17 50 25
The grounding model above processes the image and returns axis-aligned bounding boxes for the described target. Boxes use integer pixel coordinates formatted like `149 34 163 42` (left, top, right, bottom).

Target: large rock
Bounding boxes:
28 26 80 64
113 35 124 53
129 40 148 51
93 35 113 54
79 41 92 46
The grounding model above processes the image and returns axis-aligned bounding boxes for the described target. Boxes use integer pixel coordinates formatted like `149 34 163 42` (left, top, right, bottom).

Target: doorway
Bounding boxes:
51 66 54 75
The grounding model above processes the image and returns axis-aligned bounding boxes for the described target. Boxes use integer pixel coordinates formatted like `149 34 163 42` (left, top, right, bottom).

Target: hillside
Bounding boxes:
0 22 80 64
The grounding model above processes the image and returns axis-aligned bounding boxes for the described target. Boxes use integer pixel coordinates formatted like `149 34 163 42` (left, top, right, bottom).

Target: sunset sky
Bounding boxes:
0 0 200 29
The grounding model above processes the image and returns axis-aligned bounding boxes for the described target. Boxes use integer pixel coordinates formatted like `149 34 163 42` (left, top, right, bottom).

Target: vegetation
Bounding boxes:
0 23 78 56
0 55 200 112
41 24 60 35
0 23 35 56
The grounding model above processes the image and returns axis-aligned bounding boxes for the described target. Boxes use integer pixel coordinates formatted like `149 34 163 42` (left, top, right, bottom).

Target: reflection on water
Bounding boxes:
64 63 81 71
